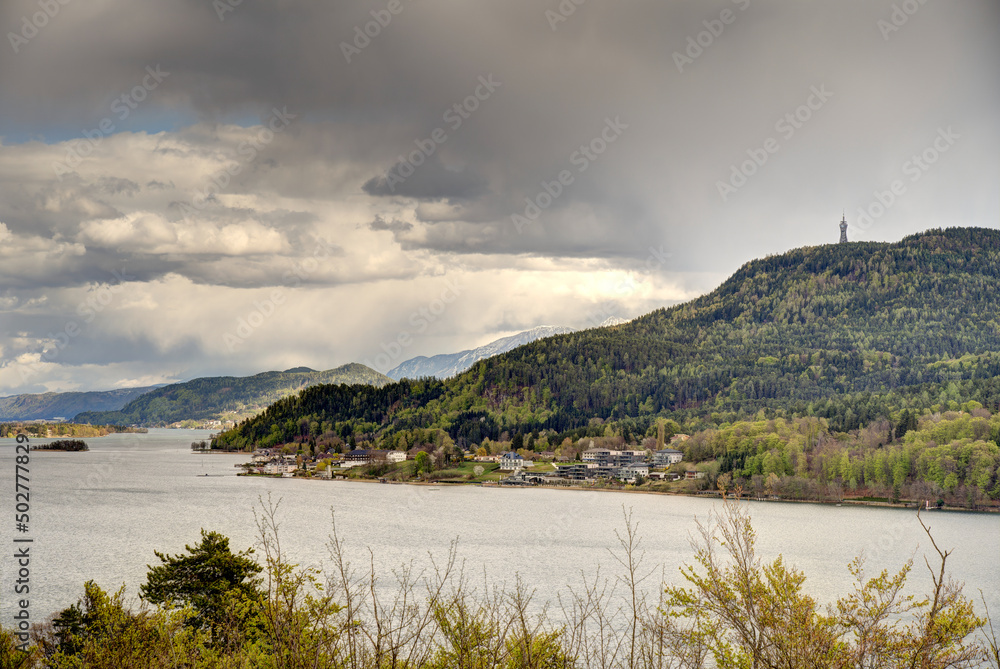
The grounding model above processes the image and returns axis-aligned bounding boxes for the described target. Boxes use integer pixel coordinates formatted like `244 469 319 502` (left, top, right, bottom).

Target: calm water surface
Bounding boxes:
1 429 998 627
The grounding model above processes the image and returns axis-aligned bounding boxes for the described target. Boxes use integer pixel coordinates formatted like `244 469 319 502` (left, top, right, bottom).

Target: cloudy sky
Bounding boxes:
0 0 997 395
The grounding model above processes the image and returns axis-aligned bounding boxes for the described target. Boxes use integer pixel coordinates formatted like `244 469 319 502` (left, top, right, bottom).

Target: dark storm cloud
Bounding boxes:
362 156 488 200
0 242 168 291
97 177 140 197
0 174 121 237
368 215 413 233
2 0 998 270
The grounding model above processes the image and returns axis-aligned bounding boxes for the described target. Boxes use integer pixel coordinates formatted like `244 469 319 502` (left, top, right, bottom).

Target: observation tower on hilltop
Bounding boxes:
839 213 848 243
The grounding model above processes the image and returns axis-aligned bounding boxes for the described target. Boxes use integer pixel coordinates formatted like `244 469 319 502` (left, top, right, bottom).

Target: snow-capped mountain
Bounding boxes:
592 316 630 327
386 317 632 380
387 325 574 380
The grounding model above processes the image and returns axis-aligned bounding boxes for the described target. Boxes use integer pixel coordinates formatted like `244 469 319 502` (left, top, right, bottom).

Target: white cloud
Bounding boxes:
79 212 288 256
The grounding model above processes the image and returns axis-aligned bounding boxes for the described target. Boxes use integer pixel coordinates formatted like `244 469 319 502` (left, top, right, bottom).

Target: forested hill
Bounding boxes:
0 385 162 421
213 228 1000 450
75 364 391 426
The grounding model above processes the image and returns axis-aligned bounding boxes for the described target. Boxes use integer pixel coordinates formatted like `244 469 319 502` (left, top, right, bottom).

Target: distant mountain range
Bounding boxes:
387 318 631 380
73 364 391 427
3 320 633 425
0 386 164 422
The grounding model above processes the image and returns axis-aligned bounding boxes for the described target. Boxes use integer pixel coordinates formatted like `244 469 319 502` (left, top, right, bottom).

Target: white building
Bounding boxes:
263 460 297 475
618 464 650 483
251 448 279 464
582 448 613 465
654 448 684 466
499 452 525 470
583 448 646 467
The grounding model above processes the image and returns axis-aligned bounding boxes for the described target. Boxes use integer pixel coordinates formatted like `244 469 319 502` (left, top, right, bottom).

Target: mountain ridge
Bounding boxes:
75 363 391 427
387 325 576 380
214 227 1000 450
0 386 165 422
387 318 632 380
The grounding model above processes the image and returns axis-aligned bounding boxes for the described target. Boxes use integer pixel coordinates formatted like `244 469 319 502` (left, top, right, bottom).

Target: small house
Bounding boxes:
345 449 389 465
499 451 525 471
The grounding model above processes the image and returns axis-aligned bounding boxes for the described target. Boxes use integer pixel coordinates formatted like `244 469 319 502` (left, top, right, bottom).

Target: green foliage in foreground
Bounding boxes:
2 499 997 668
140 529 263 644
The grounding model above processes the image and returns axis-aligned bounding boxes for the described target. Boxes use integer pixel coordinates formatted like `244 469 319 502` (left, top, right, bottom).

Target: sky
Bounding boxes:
0 0 997 396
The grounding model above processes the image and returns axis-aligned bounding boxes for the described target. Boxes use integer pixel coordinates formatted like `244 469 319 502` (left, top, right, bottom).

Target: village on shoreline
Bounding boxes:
223 435 689 484
212 437 996 513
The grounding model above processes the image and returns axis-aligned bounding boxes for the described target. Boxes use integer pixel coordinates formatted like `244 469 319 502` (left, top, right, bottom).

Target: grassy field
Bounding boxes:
427 461 501 482
336 459 505 483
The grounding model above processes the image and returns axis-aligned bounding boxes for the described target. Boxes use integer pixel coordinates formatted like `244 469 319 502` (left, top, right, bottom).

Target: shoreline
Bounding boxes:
249 472 1000 514
491 482 1000 514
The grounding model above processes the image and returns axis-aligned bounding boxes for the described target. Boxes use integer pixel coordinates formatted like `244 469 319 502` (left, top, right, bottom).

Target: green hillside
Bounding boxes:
75 364 391 426
214 228 1000 445
0 386 162 421
211 228 1000 504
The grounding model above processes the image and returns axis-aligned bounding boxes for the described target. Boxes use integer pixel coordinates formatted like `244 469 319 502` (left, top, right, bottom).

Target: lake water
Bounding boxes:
2 429 998 634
